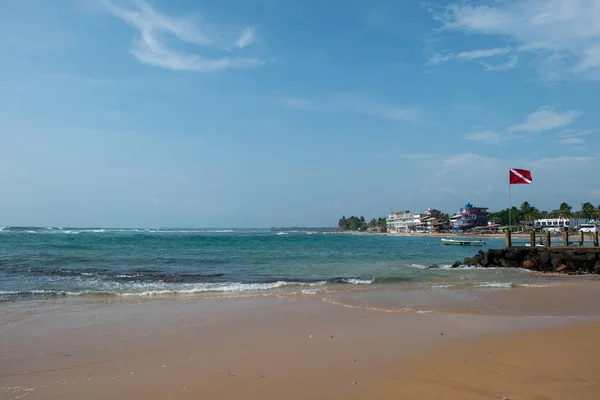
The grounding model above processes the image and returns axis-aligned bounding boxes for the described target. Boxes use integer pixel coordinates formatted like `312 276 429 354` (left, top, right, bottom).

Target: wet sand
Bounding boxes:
1 282 600 399
368 321 600 399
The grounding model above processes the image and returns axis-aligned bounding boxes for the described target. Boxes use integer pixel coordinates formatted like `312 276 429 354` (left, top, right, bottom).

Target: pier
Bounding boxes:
504 230 600 248
460 231 600 274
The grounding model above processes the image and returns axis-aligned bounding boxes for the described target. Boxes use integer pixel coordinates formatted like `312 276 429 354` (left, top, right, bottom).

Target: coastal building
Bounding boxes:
452 203 488 232
386 211 415 233
449 213 461 229
412 209 442 233
533 218 571 232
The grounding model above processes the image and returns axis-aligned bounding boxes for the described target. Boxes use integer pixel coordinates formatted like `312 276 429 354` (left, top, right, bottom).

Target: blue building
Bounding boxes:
452 203 489 232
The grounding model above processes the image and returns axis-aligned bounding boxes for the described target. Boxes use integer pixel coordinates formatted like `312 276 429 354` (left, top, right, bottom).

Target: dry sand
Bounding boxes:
1 283 600 399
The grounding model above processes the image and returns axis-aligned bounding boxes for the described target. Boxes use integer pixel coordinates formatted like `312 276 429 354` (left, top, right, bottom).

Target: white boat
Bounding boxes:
441 238 486 246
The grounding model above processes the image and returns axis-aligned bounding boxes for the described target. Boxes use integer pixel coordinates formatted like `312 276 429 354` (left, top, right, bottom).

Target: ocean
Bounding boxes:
0 227 559 303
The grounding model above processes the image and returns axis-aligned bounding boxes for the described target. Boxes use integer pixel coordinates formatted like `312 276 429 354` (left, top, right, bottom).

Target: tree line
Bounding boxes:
338 216 387 232
488 201 600 226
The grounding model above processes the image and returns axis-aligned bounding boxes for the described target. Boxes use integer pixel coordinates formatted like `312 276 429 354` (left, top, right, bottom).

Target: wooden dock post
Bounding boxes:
563 231 569 247
505 230 512 248
545 231 551 247
594 232 599 247
529 231 536 247
579 231 585 247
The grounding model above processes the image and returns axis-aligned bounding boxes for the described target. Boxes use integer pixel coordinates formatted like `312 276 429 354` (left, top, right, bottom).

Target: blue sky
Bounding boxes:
1 0 599 228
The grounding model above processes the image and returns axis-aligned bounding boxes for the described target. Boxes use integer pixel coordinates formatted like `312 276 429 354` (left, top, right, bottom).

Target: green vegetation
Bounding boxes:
488 201 600 226
338 202 600 233
369 217 387 231
338 216 387 232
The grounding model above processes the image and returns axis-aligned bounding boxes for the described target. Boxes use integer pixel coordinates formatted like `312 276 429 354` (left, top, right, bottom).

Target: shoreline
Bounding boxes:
2 282 600 399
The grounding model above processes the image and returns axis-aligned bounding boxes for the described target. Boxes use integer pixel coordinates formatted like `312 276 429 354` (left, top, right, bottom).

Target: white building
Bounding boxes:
413 209 442 232
386 211 415 233
534 218 570 232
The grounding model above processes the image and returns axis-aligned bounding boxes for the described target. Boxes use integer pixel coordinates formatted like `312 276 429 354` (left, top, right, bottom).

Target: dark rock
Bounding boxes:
427 264 440 269
538 252 552 270
557 264 569 272
569 253 588 263
451 261 462 268
464 248 600 274
505 248 527 261
551 256 564 269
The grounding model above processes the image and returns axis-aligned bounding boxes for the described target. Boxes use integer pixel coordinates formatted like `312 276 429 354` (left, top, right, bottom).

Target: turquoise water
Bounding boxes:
0 227 535 302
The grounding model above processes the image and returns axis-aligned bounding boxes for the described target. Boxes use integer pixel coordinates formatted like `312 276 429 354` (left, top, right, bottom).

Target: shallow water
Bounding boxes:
0 227 591 302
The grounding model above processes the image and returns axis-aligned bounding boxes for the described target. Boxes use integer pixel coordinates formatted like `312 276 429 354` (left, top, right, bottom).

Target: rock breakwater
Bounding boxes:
458 248 600 274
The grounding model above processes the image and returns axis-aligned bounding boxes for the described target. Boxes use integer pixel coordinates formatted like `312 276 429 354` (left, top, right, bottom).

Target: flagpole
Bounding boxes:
509 182 512 230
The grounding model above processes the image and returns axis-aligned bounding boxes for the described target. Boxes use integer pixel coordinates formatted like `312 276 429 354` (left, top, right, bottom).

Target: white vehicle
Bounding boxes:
578 224 597 233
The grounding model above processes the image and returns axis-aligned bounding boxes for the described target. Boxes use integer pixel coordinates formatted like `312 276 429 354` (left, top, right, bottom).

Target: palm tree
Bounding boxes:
580 202 595 219
558 202 573 219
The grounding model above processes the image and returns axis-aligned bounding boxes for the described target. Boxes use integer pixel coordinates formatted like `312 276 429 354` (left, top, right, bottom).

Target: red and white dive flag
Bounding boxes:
509 168 532 185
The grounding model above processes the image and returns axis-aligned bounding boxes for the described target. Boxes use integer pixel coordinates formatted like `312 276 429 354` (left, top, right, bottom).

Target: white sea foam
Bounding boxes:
0 289 87 296
514 283 561 288
409 263 454 269
475 282 513 288
119 280 327 296
429 284 456 289
343 278 374 285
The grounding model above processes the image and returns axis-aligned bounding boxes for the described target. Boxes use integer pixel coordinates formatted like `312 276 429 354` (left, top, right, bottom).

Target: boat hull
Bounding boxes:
441 238 485 246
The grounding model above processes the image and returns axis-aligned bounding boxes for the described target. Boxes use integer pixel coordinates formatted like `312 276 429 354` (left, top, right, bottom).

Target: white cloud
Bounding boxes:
465 130 507 144
427 47 515 70
278 93 419 122
507 106 582 133
434 0 600 80
105 0 263 72
481 55 518 71
557 128 598 145
236 26 258 49
559 128 598 137
560 137 585 144
456 47 511 60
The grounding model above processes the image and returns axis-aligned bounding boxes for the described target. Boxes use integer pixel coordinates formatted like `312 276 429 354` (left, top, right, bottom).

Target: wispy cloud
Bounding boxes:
456 47 511 60
557 128 598 145
559 129 598 138
481 55 518 71
464 106 586 146
507 106 582 133
431 0 600 80
235 26 258 49
560 137 585 145
278 93 420 122
427 46 517 71
429 47 511 63
465 130 508 144
105 0 263 72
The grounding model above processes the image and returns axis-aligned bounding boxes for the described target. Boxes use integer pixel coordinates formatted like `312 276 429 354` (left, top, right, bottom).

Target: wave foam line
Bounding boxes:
320 297 433 314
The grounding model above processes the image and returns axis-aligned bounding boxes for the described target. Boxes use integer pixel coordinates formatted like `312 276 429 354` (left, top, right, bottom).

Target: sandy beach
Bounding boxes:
2 281 600 399
369 320 600 399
